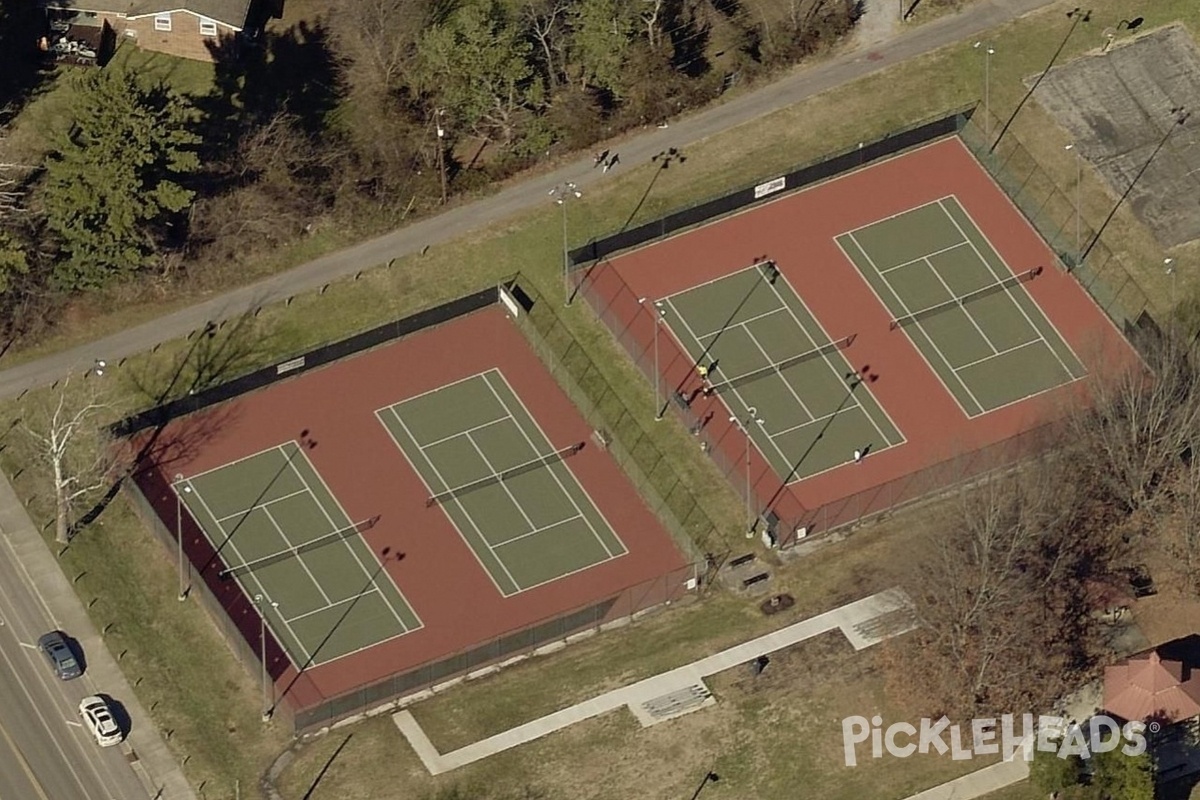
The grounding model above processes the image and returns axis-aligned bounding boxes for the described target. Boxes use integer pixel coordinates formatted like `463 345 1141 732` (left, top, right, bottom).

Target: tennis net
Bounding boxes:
425 442 585 508
709 335 854 393
219 516 380 578
888 267 1041 330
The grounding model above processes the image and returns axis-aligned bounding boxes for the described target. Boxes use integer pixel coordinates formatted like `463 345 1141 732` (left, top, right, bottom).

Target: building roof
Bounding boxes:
127 1 253 28
1104 650 1200 724
42 0 253 28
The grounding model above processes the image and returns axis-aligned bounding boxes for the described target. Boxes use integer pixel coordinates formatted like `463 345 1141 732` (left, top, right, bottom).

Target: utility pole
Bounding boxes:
1065 143 1082 261
435 110 448 206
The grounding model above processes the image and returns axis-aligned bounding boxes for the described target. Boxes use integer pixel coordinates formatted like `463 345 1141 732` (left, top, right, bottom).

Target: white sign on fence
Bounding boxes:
754 177 786 199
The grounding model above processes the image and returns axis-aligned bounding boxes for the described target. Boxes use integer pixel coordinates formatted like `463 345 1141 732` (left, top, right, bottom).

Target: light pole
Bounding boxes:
730 407 758 532
640 298 667 420
992 8 1091 153
255 593 279 722
1166 258 1177 306
1082 107 1189 265
973 42 995 138
1065 144 1082 261
550 183 582 306
174 476 191 601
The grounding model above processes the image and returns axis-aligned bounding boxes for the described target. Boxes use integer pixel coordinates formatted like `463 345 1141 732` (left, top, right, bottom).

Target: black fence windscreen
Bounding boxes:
569 107 973 267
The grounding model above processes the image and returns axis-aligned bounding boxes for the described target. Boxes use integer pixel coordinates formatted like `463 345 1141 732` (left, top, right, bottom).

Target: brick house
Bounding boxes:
44 0 256 63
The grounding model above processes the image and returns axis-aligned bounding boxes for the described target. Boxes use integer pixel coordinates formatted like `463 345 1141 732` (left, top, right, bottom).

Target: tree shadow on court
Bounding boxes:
66 309 274 542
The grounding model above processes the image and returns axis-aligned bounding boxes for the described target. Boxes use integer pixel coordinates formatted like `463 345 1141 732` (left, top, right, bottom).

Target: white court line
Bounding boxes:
464 426 545 536
596 138 953 263
485 371 626 562
283 444 413 631
418 416 512 451
382 402 515 598
761 273 901 449
953 338 1043 373
383 369 512 411
662 294 794 472
839 194 957 238
214 487 309 523
185 464 315 665
920 255 1001 355
262 504 333 605
696 306 787 341
841 233 984 417
741 322 817 421
769 404 860 440
492 514 587 549
877 240 974 276
939 197 1081 381
660 259 775 313
281 588 380 625
179 441 301 484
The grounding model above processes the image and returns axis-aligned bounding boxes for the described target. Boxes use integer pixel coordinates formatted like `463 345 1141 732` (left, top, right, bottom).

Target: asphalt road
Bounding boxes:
0 0 1057 400
0 536 147 800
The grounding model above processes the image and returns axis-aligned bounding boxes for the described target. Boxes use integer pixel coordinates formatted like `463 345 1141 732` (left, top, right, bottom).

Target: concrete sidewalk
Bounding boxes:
396 589 915 774
902 755 1030 800
0 474 197 800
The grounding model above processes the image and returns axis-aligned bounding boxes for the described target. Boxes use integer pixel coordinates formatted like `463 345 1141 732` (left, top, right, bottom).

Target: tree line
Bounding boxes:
885 322 1200 732
0 0 859 345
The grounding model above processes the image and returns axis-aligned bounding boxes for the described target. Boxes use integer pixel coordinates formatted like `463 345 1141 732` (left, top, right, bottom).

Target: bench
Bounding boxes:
729 553 756 569
742 572 770 589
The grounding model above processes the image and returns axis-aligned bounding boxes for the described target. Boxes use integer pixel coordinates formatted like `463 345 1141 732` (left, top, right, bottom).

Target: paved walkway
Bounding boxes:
0 474 196 800
395 588 915 775
0 0 1058 399
902 756 1030 800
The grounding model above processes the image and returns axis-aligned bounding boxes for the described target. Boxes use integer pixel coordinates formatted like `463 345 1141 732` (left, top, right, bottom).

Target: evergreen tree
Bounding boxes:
42 70 199 290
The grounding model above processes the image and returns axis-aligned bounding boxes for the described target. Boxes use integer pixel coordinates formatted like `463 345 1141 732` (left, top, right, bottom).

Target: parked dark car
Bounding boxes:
37 631 82 680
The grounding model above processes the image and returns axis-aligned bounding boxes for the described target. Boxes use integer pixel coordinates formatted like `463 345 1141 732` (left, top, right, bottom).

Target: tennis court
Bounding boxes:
662 263 905 483
836 196 1087 416
377 369 628 597
177 443 422 668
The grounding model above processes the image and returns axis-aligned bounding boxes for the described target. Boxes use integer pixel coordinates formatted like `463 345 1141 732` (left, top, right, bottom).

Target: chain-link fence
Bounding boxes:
123 285 705 734
505 278 723 565
286 563 697 732
959 109 1158 337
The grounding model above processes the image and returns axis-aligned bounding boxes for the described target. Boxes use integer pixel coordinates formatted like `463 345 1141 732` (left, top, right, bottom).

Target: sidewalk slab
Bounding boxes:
396 588 913 774
0 474 197 800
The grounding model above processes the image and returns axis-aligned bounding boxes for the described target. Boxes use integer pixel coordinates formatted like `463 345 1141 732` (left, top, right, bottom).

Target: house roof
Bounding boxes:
127 1 253 28
1104 650 1200 724
42 0 252 28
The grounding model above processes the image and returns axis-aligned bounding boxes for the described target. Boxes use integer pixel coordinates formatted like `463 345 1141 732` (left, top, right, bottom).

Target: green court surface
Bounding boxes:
377 369 627 597
663 264 905 484
178 443 422 668
836 196 1086 416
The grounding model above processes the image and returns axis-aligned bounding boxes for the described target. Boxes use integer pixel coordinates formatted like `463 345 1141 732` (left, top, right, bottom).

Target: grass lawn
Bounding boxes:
979 783 1045 800
2 2 1198 799
272 503 990 800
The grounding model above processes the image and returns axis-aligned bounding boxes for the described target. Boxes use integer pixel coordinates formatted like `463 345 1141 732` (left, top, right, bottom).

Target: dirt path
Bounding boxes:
851 0 905 49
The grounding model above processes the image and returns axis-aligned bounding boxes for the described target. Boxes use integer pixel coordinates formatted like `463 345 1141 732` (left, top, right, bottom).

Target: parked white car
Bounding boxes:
78 696 122 747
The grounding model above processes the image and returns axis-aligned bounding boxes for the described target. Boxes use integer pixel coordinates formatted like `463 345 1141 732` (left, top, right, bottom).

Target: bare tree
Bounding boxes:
21 374 116 544
884 456 1104 718
1064 328 1200 514
325 0 431 98
524 0 569 87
